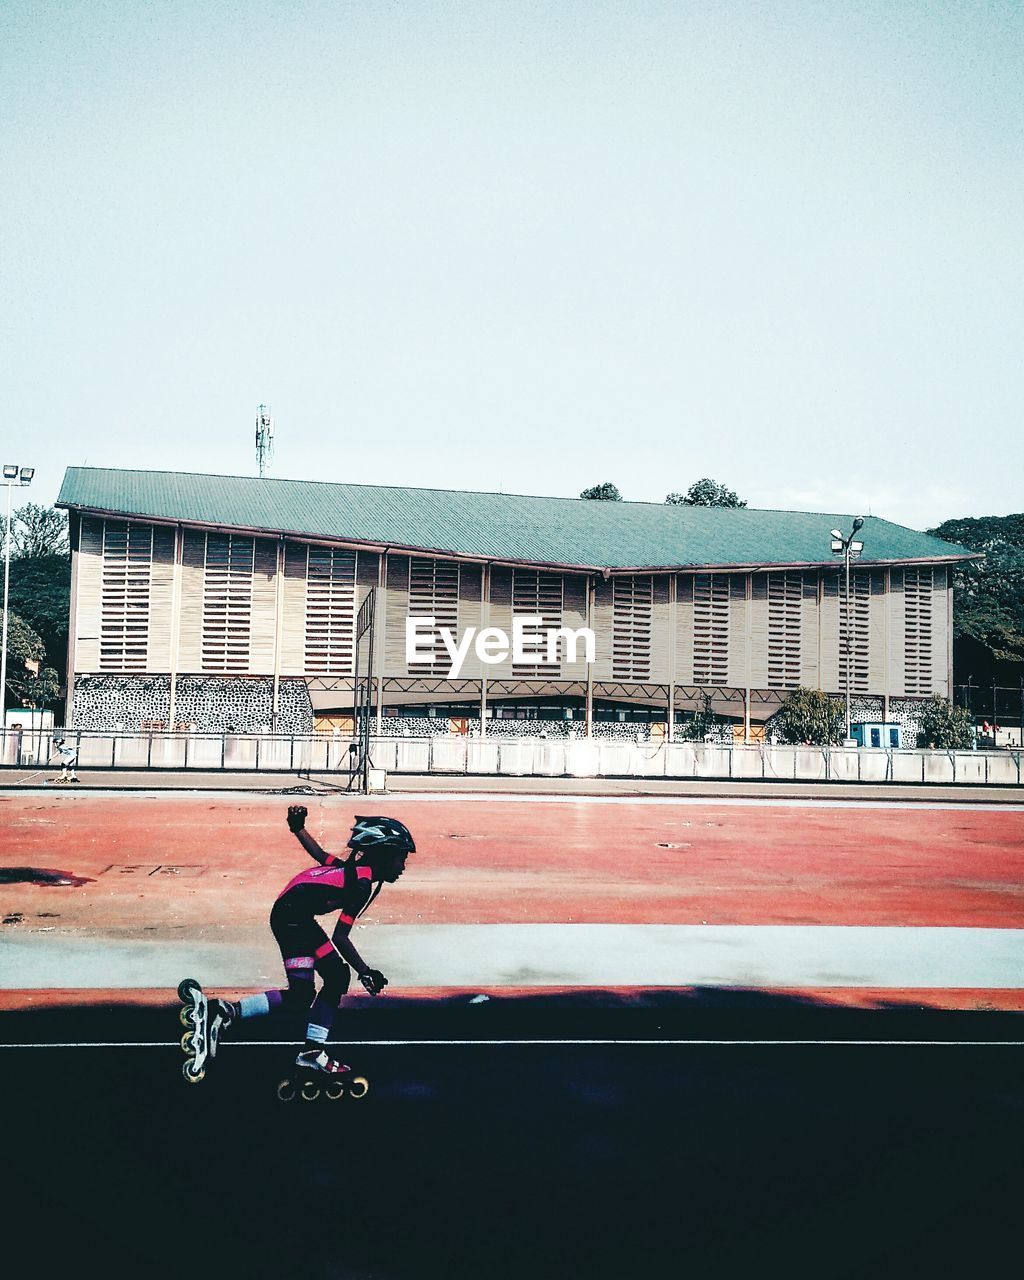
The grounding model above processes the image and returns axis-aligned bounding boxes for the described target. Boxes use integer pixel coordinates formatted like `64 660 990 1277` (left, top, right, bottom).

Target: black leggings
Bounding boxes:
270 903 352 1013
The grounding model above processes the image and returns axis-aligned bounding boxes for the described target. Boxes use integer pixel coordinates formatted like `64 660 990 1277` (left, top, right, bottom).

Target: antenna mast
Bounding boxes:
255 403 274 477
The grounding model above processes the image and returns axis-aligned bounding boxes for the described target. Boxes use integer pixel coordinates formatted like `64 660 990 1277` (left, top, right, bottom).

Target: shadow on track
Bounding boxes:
1 990 1021 1279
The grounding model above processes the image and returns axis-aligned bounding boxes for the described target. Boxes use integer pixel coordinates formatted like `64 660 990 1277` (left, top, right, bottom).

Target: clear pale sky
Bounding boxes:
2 1 1021 531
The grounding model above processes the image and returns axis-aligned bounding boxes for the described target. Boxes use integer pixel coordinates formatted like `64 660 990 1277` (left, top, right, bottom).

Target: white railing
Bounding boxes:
1 729 1022 786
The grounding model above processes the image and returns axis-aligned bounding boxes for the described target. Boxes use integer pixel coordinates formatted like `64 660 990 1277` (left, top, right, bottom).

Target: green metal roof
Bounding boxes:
57 467 977 571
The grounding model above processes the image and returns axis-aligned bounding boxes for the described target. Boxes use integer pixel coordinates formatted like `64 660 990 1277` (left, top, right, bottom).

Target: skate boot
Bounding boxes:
277 1049 370 1103
207 999 236 1060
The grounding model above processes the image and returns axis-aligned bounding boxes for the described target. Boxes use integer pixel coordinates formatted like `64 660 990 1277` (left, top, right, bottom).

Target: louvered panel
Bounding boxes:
100 521 153 672
178 530 206 671
820 573 841 692
748 573 769 687
648 575 672 683
868 571 886 692
355 551 380 670
384 555 412 676
692 573 730 686
611 575 653 681
304 547 356 675
513 568 563 677
408 557 460 675
675 575 694 685
280 541 308 675
766 572 803 689
249 538 279 675
202 533 254 672
727 575 748 687
487 566 514 678
561 573 590 679
837 571 871 694
147 525 176 672
590 578 615 682
930 566 950 696
457 563 484 680
888 569 906 695
903 567 935 696
75 517 104 671
800 573 820 689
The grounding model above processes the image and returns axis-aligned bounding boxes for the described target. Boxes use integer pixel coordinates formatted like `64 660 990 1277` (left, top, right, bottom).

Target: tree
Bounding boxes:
774 687 845 745
11 503 69 557
5 505 71 686
915 694 975 750
675 693 723 742
926 514 1024 681
666 479 747 508
2 611 60 709
580 482 622 501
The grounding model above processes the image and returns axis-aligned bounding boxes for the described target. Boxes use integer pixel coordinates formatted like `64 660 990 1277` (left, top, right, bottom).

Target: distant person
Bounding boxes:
179 807 415 1084
52 735 79 784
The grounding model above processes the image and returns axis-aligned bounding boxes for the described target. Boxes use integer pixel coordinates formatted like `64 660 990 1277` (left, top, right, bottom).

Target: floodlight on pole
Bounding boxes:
1 463 34 723
829 517 866 742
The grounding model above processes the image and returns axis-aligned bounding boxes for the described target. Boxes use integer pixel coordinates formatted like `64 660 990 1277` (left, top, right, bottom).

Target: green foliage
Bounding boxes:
580 482 623 501
676 693 722 741
774 687 845 745
666 479 747 508
11 503 69 557
915 694 975 749
2 611 60 708
927 514 1024 672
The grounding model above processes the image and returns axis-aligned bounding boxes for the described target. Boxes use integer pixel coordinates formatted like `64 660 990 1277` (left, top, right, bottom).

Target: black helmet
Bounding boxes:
347 815 415 857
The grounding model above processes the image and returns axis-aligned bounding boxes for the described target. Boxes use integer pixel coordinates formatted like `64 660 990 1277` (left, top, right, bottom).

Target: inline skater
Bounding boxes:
179 806 414 1083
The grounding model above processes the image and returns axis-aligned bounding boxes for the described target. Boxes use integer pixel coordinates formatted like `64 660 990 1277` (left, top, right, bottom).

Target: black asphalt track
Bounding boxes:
1 995 1021 1279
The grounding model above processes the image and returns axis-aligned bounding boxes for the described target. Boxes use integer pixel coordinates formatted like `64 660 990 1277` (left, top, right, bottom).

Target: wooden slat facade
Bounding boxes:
68 516 958 712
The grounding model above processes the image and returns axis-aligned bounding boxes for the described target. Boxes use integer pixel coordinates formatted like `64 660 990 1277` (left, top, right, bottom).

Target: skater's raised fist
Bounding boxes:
359 969 388 996
286 805 308 833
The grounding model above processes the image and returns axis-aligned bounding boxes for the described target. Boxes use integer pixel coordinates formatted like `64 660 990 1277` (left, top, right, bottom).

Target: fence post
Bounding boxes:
290 736 295 771
147 732 153 769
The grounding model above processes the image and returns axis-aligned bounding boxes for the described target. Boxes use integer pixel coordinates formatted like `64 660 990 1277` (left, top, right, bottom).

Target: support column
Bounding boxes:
168 525 183 732
272 536 284 729
585 575 595 738
667 575 677 743
480 677 487 737
376 554 387 735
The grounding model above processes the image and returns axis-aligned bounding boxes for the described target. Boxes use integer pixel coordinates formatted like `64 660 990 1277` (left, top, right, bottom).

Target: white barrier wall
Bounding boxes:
0 730 1021 786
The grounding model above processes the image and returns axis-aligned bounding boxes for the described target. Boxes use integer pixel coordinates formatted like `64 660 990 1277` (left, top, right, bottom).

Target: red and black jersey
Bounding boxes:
275 858 376 926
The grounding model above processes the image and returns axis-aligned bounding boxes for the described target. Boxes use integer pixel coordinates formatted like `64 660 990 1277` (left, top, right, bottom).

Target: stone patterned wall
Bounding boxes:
72 675 314 734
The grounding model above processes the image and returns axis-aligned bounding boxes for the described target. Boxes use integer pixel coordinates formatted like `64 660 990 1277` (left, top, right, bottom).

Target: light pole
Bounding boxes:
1 464 34 722
830 517 865 742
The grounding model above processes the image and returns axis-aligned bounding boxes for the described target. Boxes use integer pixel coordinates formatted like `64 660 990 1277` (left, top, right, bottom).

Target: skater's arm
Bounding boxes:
331 919 388 995
286 805 340 866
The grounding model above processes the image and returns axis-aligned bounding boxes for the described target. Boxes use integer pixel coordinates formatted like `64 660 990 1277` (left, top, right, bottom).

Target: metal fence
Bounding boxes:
2 728 1022 786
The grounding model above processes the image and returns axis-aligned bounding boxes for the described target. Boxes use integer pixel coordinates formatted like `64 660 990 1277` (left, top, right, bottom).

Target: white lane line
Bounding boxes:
1 1039 1021 1049
5 788 1023 812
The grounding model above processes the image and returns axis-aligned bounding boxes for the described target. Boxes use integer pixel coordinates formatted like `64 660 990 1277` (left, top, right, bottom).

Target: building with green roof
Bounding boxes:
56 466 977 738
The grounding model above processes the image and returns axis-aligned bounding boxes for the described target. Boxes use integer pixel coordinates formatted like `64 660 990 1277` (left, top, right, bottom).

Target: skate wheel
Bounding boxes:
325 1079 346 1101
300 1079 321 1101
179 1006 193 1028
276 1078 296 1102
180 1030 195 1053
349 1076 369 1099
182 1059 205 1084
177 978 201 1002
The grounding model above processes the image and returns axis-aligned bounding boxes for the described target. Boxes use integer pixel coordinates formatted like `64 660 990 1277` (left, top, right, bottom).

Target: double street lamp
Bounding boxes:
830 517 865 742
1 464 34 719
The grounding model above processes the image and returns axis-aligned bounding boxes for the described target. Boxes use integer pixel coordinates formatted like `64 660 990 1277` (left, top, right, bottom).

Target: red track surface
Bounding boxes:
1 793 1021 930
